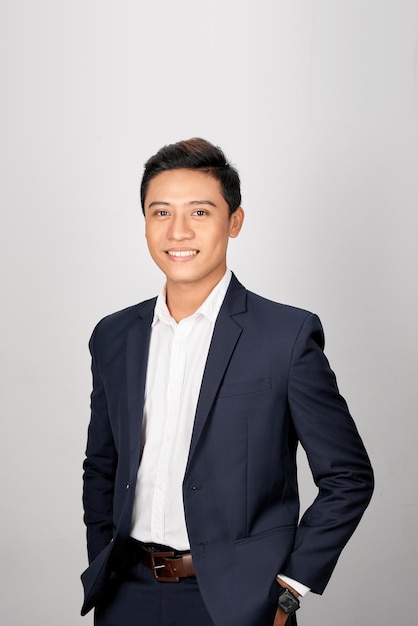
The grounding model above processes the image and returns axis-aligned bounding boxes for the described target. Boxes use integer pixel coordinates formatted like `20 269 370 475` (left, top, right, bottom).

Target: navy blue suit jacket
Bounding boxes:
81 274 373 624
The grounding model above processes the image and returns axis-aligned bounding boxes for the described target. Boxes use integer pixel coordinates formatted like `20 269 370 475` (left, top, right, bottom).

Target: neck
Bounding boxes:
166 272 225 322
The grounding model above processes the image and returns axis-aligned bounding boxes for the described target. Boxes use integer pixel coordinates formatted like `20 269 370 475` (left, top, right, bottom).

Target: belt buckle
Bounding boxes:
150 551 180 582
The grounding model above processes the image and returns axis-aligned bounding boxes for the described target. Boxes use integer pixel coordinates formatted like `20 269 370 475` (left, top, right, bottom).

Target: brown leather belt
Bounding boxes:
132 541 195 582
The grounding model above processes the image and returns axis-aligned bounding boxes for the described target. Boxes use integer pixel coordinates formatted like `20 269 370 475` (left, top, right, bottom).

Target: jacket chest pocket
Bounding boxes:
217 377 271 398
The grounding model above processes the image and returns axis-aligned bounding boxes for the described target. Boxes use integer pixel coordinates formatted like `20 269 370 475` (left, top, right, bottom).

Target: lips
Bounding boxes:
166 250 198 257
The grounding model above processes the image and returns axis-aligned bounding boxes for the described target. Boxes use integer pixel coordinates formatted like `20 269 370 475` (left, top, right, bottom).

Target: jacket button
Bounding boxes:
126 484 130 489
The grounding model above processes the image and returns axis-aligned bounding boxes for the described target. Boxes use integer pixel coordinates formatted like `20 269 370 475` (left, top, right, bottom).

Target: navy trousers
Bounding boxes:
94 560 214 626
94 560 297 626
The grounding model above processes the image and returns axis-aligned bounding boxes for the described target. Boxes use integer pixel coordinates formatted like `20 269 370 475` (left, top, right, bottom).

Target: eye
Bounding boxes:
193 210 208 216
156 210 169 216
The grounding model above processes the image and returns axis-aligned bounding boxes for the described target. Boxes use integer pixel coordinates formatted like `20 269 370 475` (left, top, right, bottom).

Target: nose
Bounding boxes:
167 214 194 241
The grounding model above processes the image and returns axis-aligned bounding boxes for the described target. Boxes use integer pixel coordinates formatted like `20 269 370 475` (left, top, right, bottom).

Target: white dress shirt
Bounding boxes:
130 270 232 550
130 269 309 596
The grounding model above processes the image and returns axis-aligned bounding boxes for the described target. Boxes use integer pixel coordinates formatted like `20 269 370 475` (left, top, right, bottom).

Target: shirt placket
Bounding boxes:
150 318 192 543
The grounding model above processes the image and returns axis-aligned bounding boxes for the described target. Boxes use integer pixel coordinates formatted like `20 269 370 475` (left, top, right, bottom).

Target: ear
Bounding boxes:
229 207 245 238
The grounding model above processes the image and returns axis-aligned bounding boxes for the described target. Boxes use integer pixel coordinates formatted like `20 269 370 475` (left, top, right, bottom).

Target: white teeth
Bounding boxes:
167 250 198 257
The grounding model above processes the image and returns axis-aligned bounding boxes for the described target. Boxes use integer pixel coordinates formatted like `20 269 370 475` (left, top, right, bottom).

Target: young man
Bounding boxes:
81 138 373 625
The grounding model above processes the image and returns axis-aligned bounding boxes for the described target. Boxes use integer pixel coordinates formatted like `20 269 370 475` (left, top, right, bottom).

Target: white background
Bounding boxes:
1 1 417 624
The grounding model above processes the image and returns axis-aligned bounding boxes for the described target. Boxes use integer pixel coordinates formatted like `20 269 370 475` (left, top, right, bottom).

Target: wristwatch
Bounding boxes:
278 586 300 615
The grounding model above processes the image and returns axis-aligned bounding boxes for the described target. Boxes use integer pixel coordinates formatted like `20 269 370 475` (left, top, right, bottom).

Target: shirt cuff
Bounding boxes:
277 574 311 597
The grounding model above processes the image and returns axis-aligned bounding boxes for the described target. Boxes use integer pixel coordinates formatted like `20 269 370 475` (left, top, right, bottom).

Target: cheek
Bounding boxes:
212 231 230 252
145 238 162 265
145 228 159 249
144 234 152 252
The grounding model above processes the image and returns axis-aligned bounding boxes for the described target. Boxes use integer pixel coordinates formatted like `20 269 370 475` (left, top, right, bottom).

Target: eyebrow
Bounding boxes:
147 200 217 210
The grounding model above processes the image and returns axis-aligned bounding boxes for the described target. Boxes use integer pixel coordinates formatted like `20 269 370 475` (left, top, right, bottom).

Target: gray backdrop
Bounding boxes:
1 1 417 624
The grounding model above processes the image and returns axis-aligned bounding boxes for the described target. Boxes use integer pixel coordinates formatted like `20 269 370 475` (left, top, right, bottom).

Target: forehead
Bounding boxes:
145 169 223 204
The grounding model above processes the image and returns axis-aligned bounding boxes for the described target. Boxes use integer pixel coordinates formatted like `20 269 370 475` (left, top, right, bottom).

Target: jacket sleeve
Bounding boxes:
82 325 117 563
282 313 374 593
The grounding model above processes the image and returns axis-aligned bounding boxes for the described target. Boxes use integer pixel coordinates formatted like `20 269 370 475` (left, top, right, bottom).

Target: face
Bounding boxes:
144 168 244 293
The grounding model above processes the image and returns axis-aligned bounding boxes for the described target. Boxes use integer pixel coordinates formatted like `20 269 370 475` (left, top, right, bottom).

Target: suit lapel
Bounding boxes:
186 276 247 470
126 298 156 473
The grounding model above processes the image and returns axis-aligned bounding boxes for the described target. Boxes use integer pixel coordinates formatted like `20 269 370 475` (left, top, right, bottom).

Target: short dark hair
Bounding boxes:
140 138 241 216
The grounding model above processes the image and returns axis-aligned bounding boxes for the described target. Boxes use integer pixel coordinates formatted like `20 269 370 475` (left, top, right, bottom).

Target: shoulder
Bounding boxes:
246 289 312 320
247 290 323 342
89 297 157 347
230 273 312 319
236 277 316 323
228 275 323 345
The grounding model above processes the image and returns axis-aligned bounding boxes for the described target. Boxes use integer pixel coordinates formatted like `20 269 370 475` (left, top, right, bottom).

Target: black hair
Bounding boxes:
140 137 241 216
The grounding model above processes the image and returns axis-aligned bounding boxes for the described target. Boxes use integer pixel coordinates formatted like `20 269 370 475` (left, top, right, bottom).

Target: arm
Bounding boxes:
283 313 374 593
82 326 118 563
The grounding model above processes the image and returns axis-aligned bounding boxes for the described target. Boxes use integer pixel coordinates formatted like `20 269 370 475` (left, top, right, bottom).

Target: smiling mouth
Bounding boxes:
166 250 198 257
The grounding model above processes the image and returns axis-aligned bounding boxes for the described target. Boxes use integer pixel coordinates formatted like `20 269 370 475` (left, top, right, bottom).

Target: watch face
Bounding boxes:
278 588 300 615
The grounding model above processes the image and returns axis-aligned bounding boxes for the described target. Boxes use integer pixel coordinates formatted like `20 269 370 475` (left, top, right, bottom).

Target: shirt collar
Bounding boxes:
152 270 232 327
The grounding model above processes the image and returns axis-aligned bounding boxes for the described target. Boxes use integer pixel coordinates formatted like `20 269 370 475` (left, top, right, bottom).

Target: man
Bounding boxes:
81 138 373 625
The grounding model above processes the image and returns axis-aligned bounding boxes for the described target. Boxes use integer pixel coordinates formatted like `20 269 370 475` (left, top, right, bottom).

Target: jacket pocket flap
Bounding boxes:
217 377 271 398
